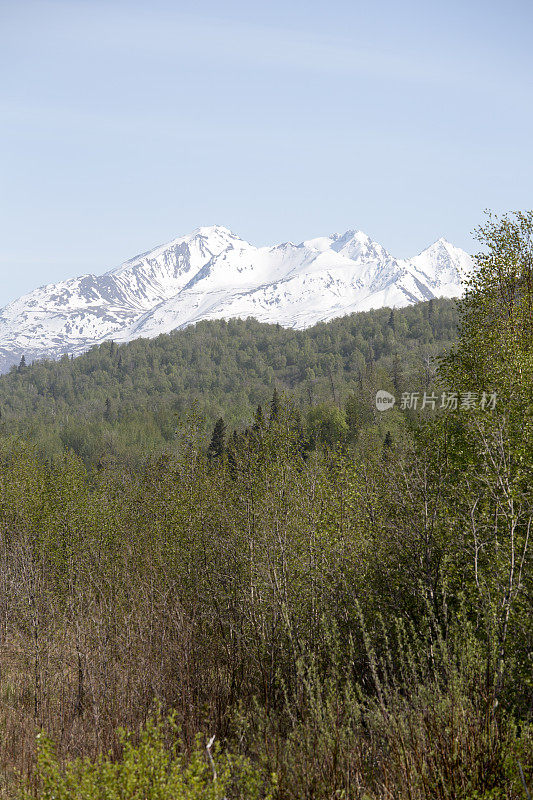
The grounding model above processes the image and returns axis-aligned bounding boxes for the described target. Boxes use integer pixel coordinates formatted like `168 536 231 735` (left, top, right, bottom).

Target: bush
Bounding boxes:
238 618 533 800
24 711 276 800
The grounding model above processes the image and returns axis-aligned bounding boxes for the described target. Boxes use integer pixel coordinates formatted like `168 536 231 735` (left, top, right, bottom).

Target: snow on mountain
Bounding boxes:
0 226 472 372
408 238 472 296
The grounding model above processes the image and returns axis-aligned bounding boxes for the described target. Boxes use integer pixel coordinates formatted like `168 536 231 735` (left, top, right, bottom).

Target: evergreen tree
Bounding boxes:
226 429 240 477
104 397 113 422
252 404 265 432
392 351 403 394
382 430 393 459
269 388 281 423
207 417 226 459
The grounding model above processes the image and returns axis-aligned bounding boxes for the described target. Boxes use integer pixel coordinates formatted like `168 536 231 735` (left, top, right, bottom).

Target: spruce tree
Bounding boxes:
392 352 403 394
226 430 240 477
269 389 281 423
382 430 393 462
252 404 265 432
207 417 226 459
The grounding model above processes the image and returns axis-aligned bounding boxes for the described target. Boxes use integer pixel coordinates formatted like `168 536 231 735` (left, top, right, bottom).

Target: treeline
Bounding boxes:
0 298 458 466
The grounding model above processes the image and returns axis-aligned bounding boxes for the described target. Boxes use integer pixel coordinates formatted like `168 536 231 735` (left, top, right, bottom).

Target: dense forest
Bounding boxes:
0 298 458 466
0 212 531 799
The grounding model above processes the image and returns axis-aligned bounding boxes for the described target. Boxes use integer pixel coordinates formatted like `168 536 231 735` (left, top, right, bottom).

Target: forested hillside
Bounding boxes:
0 214 531 800
0 298 458 465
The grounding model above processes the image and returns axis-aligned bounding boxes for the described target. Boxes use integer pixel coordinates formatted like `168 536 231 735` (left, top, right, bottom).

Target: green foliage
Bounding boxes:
306 403 348 445
438 212 533 712
0 299 459 466
26 711 275 800
240 616 533 800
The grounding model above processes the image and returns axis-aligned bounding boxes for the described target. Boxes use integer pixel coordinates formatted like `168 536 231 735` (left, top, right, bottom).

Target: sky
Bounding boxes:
1 0 532 307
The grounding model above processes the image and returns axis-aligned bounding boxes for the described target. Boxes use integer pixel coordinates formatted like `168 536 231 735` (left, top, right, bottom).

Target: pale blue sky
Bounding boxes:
1 0 532 306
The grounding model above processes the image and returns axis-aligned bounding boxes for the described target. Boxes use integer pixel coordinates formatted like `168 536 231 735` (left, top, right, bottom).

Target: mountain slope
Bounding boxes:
0 299 460 466
0 225 472 372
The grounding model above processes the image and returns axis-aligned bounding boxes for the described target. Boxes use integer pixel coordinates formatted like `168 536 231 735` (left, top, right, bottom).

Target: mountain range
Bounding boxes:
0 225 472 373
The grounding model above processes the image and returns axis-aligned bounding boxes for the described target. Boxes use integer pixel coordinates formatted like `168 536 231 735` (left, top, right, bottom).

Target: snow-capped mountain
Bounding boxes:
0 225 472 373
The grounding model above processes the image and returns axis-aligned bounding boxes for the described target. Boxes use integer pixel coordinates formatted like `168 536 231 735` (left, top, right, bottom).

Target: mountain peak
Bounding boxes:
0 224 472 373
190 224 238 238
340 228 370 240
410 237 472 287
419 237 461 255
330 229 391 263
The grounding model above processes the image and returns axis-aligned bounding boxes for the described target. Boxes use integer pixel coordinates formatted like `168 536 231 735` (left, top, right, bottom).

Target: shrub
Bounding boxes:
23 711 276 800
237 618 533 800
